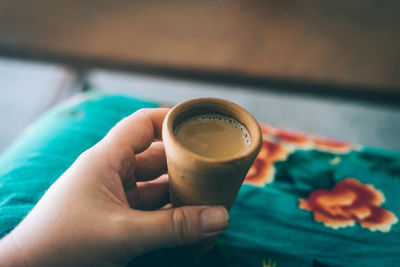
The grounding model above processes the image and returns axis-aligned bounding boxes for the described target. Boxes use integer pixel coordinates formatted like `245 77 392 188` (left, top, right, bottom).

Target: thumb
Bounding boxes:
126 205 229 254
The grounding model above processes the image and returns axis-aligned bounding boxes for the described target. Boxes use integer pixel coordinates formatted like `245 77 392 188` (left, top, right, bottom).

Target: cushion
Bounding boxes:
0 93 399 266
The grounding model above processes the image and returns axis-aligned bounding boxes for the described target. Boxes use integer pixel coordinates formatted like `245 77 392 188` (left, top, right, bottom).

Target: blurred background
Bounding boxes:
0 0 399 152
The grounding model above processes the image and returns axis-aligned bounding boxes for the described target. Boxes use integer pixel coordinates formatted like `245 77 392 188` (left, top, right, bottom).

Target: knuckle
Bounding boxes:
76 148 95 162
171 208 194 245
135 108 151 116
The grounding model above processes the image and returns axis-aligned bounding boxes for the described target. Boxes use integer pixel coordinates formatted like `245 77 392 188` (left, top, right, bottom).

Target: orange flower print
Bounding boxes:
260 124 279 136
261 125 312 148
245 123 356 187
260 124 355 154
312 137 354 154
274 130 314 149
299 178 398 232
244 139 289 186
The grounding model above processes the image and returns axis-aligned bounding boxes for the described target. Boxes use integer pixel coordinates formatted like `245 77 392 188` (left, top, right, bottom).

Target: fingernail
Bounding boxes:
200 206 229 233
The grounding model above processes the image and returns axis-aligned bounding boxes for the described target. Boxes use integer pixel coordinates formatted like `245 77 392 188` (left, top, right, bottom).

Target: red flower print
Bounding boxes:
299 178 398 232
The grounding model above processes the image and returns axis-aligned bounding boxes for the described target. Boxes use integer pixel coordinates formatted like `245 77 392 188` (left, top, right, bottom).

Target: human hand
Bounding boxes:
0 108 229 266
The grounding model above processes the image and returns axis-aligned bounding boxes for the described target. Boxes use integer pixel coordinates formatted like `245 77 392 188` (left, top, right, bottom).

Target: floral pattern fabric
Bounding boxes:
299 178 398 232
243 124 398 234
0 94 399 267
244 125 355 186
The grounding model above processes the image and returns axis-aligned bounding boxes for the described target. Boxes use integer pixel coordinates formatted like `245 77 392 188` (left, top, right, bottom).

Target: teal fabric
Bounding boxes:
0 94 157 237
0 93 399 266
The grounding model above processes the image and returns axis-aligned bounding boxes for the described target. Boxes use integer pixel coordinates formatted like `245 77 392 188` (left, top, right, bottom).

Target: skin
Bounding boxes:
0 108 229 267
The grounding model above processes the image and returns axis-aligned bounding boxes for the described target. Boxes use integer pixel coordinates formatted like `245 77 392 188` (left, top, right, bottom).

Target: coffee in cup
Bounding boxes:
174 113 251 159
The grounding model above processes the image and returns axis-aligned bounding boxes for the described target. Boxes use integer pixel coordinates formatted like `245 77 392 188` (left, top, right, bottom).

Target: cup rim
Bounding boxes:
163 97 262 163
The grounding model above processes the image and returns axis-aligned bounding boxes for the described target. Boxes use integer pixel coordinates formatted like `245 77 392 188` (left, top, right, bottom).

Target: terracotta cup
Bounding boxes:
162 97 262 251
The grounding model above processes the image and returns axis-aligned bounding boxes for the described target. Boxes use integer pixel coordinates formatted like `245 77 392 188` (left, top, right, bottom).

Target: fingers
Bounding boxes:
124 141 167 206
135 141 167 181
123 206 229 255
89 108 169 177
134 175 170 210
104 108 169 154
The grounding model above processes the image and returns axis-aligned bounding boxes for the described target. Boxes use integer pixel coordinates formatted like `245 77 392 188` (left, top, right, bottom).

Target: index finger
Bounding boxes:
103 108 170 155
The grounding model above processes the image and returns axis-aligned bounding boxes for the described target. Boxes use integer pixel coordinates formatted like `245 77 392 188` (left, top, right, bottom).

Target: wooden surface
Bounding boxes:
0 0 399 92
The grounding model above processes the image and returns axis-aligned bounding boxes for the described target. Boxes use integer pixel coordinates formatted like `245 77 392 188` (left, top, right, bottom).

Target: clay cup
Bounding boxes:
162 97 262 251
